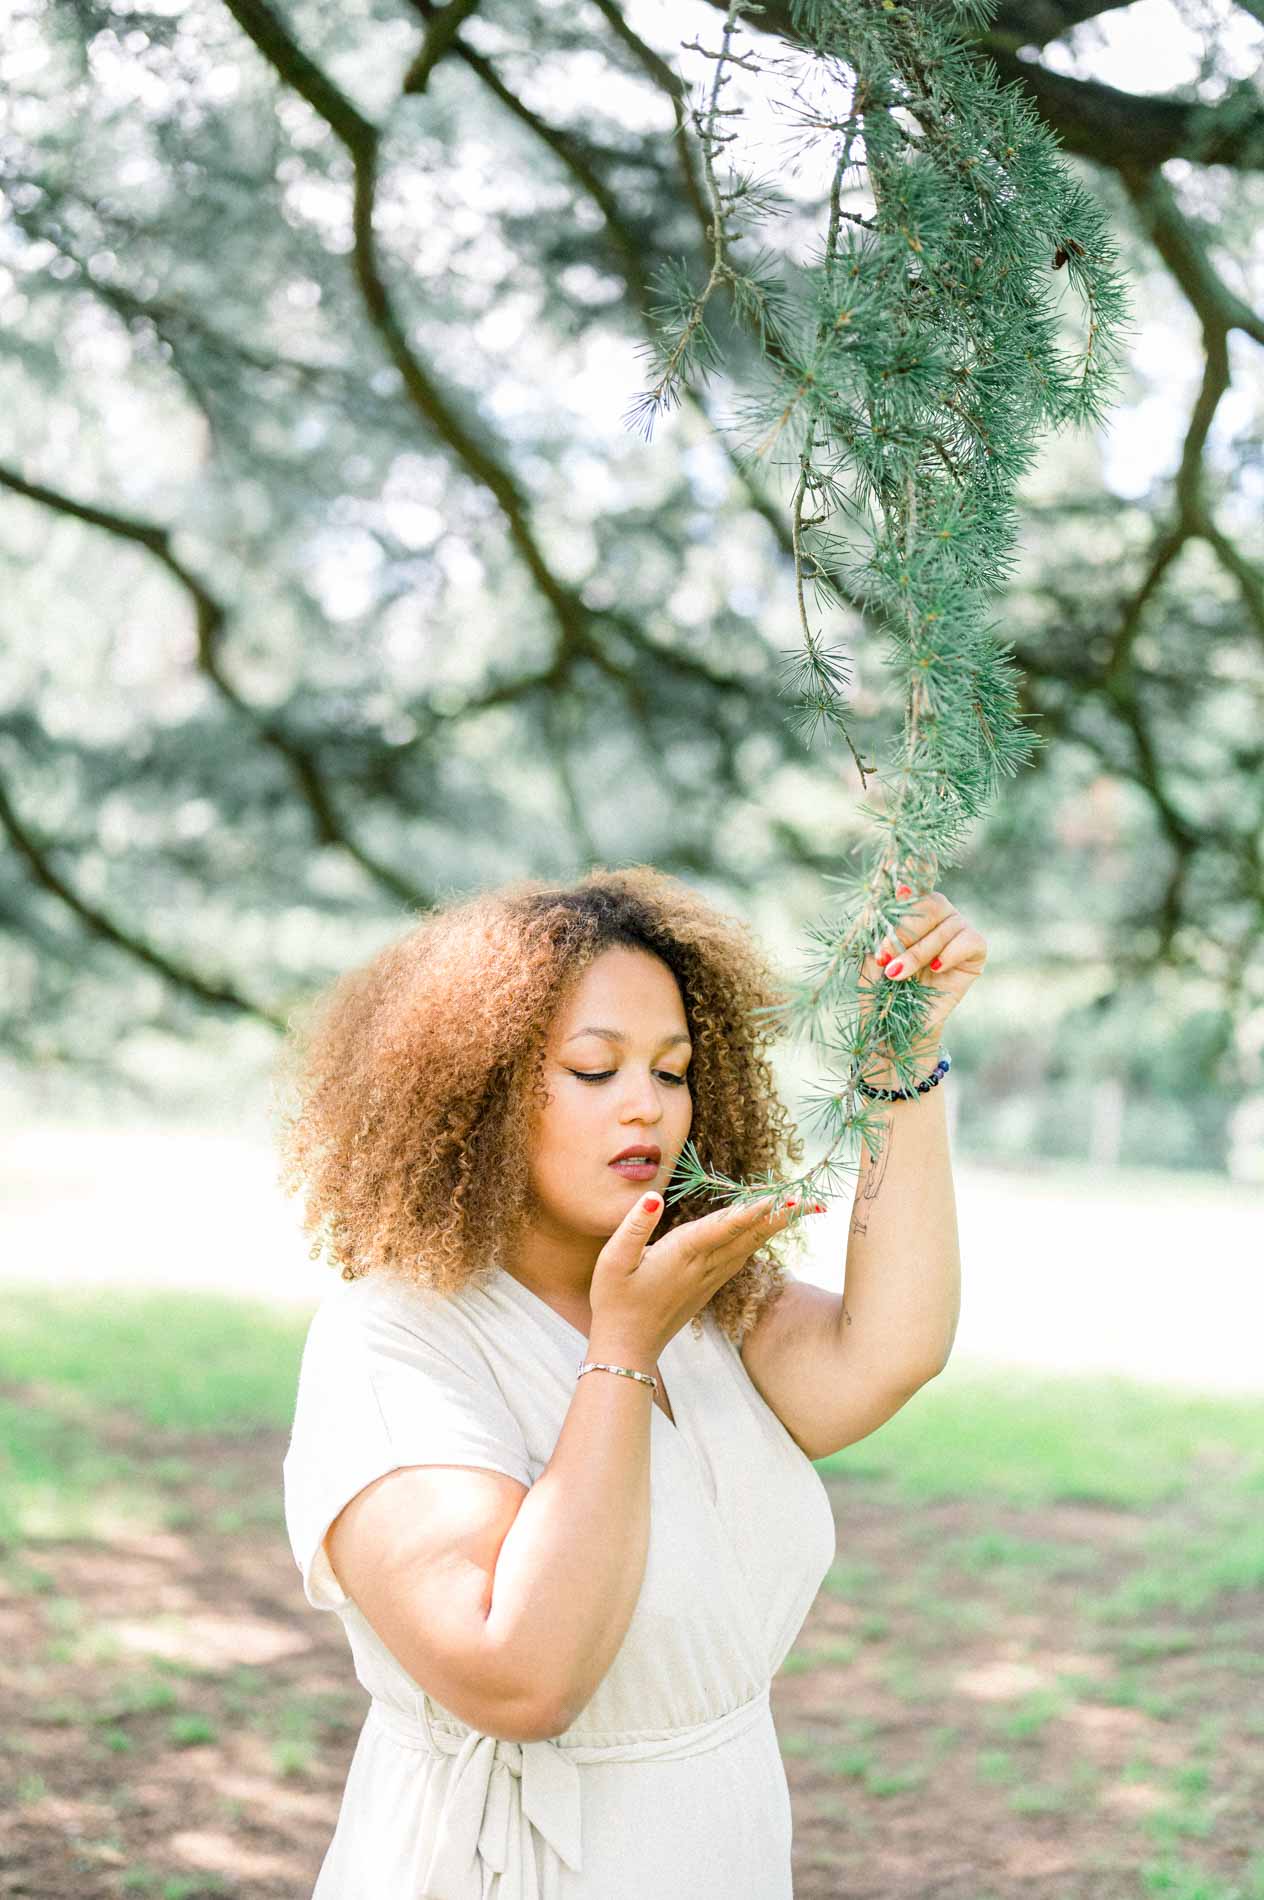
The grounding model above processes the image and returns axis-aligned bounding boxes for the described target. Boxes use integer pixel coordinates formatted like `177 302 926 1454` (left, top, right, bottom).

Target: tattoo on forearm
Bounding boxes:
848 1113 893 1238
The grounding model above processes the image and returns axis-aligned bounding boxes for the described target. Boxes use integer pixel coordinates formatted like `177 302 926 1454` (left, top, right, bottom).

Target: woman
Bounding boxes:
277 863 981 1898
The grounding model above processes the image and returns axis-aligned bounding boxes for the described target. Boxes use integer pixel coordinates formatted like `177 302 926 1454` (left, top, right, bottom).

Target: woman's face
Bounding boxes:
526 945 694 1240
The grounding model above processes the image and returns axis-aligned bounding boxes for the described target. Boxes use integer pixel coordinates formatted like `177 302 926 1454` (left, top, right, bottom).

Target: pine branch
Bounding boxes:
631 0 1133 1209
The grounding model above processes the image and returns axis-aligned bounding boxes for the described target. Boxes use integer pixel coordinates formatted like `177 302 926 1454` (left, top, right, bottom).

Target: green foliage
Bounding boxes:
633 0 1132 1202
1 0 1257 1157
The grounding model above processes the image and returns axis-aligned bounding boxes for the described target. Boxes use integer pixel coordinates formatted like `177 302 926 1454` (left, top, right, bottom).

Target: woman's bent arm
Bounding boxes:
484 1323 656 1736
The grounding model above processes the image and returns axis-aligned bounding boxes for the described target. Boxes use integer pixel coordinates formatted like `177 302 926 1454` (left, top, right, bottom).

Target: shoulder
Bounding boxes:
287 1271 528 1463
299 1272 493 1379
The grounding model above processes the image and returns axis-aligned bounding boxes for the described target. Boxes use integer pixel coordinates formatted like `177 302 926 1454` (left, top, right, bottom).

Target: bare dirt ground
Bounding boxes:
3 1411 1260 1900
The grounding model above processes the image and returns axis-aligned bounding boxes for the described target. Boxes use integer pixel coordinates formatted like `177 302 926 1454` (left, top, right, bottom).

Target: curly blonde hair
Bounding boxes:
272 864 806 1348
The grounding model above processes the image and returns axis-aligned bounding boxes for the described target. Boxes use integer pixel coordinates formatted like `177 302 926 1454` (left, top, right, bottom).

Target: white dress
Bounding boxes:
282 1265 837 1899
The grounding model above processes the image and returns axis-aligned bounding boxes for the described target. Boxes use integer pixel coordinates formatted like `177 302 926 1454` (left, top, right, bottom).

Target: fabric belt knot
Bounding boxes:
421 1724 580 1899
369 1697 581 1899
367 1681 771 1900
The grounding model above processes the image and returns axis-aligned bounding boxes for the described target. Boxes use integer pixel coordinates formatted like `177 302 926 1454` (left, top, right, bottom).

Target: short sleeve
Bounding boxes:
281 1284 533 1612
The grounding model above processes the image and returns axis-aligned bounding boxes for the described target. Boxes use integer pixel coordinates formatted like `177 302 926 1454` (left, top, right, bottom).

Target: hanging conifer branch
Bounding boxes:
631 0 1133 1211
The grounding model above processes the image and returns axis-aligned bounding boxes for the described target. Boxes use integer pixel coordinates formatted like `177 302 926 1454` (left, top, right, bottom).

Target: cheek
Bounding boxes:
545 1079 595 1125
531 1078 692 1179
531 1081 601 1170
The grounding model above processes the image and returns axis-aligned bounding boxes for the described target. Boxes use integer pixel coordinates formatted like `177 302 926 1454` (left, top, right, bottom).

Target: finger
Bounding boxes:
681 1192 777 1253
704 1195 800 1272
878 900 957 980
875 889 954 959
881 915 961 988
608 1185 665 1261
881 915 980 980
700 1192 779 1239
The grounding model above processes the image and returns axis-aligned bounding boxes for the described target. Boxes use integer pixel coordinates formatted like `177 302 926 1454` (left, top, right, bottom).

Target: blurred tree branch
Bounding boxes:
701 0 1264 168
0 461 435 913
0 0 1260 1087
0 756 283 1026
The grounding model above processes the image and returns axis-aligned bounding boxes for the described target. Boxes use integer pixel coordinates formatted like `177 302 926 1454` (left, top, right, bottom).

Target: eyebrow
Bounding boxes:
564 1026 692 1049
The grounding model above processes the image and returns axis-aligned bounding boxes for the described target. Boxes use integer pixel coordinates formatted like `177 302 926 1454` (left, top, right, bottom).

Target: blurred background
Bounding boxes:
2 1 1262 1895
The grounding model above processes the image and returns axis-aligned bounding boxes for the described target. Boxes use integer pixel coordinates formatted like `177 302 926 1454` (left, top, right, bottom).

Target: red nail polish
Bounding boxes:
896 884 911 897
877 949 892 966
886 960 903 978
930 957 942 971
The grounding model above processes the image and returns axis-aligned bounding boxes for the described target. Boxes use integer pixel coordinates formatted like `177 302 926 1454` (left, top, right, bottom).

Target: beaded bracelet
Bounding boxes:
855 1050 952 1102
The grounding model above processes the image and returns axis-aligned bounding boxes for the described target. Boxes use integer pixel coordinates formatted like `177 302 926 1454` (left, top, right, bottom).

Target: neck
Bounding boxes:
502 1205 604 1318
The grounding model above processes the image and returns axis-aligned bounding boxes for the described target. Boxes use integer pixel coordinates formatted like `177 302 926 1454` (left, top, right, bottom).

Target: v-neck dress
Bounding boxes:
282 1264 838 1899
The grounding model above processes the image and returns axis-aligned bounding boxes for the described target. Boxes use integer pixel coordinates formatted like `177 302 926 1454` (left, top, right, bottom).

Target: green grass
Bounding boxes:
1 1281 1262 1550
0 1285 306 1544
0 1286 303 1432
817 1357 1264 1509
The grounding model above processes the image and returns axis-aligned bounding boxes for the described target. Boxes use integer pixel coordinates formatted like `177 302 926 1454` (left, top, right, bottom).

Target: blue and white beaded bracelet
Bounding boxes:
855 1051 952 1102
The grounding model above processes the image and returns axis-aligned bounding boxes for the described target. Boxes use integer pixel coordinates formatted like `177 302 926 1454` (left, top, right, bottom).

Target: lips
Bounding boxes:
609 1143 662 1165
609 1155 660 1183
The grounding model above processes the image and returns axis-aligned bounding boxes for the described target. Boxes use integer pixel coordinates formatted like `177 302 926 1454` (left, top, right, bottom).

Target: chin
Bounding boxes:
592 1179 642 1228
537 1169 662 1236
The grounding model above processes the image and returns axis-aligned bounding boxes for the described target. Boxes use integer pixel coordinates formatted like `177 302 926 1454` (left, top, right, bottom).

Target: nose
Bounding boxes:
619 1072 664 1119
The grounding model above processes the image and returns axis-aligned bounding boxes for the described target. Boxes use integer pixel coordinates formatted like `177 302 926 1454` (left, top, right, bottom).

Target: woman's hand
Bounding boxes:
589 1190 809 1364
859 884 988 1049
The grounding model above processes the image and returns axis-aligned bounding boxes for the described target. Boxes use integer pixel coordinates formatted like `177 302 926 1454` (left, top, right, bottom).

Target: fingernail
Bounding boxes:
642 1194 661 1212
784 1198 797 1209
811 1202 826 1213
876 949 892 966
930 957 942 971
885 960 904 978
896 884 912 897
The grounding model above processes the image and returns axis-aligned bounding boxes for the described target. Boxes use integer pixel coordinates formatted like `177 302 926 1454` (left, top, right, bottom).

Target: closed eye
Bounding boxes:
569 1070 689 1087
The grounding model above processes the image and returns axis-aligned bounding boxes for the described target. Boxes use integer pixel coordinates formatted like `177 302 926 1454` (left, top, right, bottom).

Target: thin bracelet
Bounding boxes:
577 1361 659 1395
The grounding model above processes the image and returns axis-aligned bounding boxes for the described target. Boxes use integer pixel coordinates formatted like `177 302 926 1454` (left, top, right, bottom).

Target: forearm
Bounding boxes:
842 1042 961 1382
484 1326 654 1734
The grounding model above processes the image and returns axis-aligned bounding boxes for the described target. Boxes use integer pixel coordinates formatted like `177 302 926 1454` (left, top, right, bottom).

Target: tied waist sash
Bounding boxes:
367 1681 773 1900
